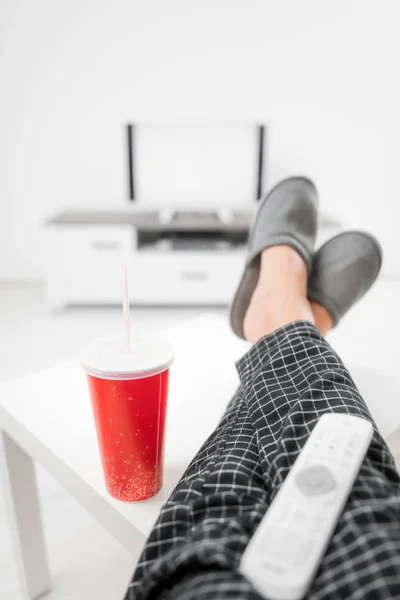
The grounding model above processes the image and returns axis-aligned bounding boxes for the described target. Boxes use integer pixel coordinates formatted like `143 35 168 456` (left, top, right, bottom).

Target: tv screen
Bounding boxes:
129 122 266 207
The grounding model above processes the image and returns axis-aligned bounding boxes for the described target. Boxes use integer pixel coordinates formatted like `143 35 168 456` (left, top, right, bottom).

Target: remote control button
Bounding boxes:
254 526 298 564
295 465 337 496
293 537 317 567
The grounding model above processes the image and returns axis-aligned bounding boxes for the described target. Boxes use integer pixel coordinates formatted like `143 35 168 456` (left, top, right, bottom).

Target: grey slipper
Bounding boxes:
230 176 319 339
307 231 382 326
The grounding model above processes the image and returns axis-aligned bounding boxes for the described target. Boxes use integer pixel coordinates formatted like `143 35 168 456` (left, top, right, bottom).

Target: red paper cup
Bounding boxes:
81 334 174 502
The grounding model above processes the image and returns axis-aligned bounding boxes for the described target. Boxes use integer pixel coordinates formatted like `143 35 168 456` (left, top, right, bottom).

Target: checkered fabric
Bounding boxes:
124 321 400 600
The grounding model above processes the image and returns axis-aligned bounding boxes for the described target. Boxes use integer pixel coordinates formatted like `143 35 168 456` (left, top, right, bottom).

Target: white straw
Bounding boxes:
122 264 131 353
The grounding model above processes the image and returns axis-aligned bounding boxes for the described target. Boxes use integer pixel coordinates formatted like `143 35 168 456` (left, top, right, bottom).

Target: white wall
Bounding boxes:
1 0 399 280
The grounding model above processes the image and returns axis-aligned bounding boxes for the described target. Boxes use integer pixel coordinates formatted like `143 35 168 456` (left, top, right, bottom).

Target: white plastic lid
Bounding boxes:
81 334 174 380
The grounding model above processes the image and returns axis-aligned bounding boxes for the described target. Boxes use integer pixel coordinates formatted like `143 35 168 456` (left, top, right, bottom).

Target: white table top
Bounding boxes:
1 315 400 554
0 315 249 552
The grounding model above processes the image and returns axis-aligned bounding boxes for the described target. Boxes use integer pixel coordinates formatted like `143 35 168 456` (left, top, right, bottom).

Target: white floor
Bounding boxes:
1 280 400 599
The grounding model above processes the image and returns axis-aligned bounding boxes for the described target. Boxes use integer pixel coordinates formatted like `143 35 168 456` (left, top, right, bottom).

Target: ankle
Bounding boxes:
243 244 314 344
309 301 333 336
258 245 308 296
243 294 315 343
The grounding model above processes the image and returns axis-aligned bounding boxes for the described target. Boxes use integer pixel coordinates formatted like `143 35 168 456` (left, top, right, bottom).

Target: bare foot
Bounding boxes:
309 301 334 336
243 245 315 344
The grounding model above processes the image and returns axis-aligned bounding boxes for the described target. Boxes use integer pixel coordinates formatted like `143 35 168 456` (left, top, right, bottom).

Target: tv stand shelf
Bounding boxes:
44 209 251 310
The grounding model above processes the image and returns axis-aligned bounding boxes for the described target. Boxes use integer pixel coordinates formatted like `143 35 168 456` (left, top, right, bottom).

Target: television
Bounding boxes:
127 122 267 207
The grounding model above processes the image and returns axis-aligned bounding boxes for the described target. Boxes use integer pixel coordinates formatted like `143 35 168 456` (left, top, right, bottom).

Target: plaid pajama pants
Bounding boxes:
124 321 400 600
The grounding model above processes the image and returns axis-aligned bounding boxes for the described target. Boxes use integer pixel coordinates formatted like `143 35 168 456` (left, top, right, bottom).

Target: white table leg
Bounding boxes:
0 429 51 599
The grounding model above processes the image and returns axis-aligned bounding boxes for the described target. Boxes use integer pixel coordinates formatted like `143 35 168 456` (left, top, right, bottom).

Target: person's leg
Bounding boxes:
126 245 313 600
125 246 400 600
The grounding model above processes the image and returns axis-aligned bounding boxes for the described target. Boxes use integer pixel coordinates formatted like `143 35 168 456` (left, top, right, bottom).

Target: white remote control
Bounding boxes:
239 413 373 600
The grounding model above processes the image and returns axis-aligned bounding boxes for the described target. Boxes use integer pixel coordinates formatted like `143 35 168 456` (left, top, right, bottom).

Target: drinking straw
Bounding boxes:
122 264 131 353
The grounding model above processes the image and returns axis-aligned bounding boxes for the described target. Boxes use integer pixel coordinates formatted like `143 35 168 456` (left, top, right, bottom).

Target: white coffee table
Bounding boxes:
1 315 400 600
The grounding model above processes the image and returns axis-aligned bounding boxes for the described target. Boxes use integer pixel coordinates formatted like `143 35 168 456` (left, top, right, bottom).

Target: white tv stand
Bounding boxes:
44 209 251 310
